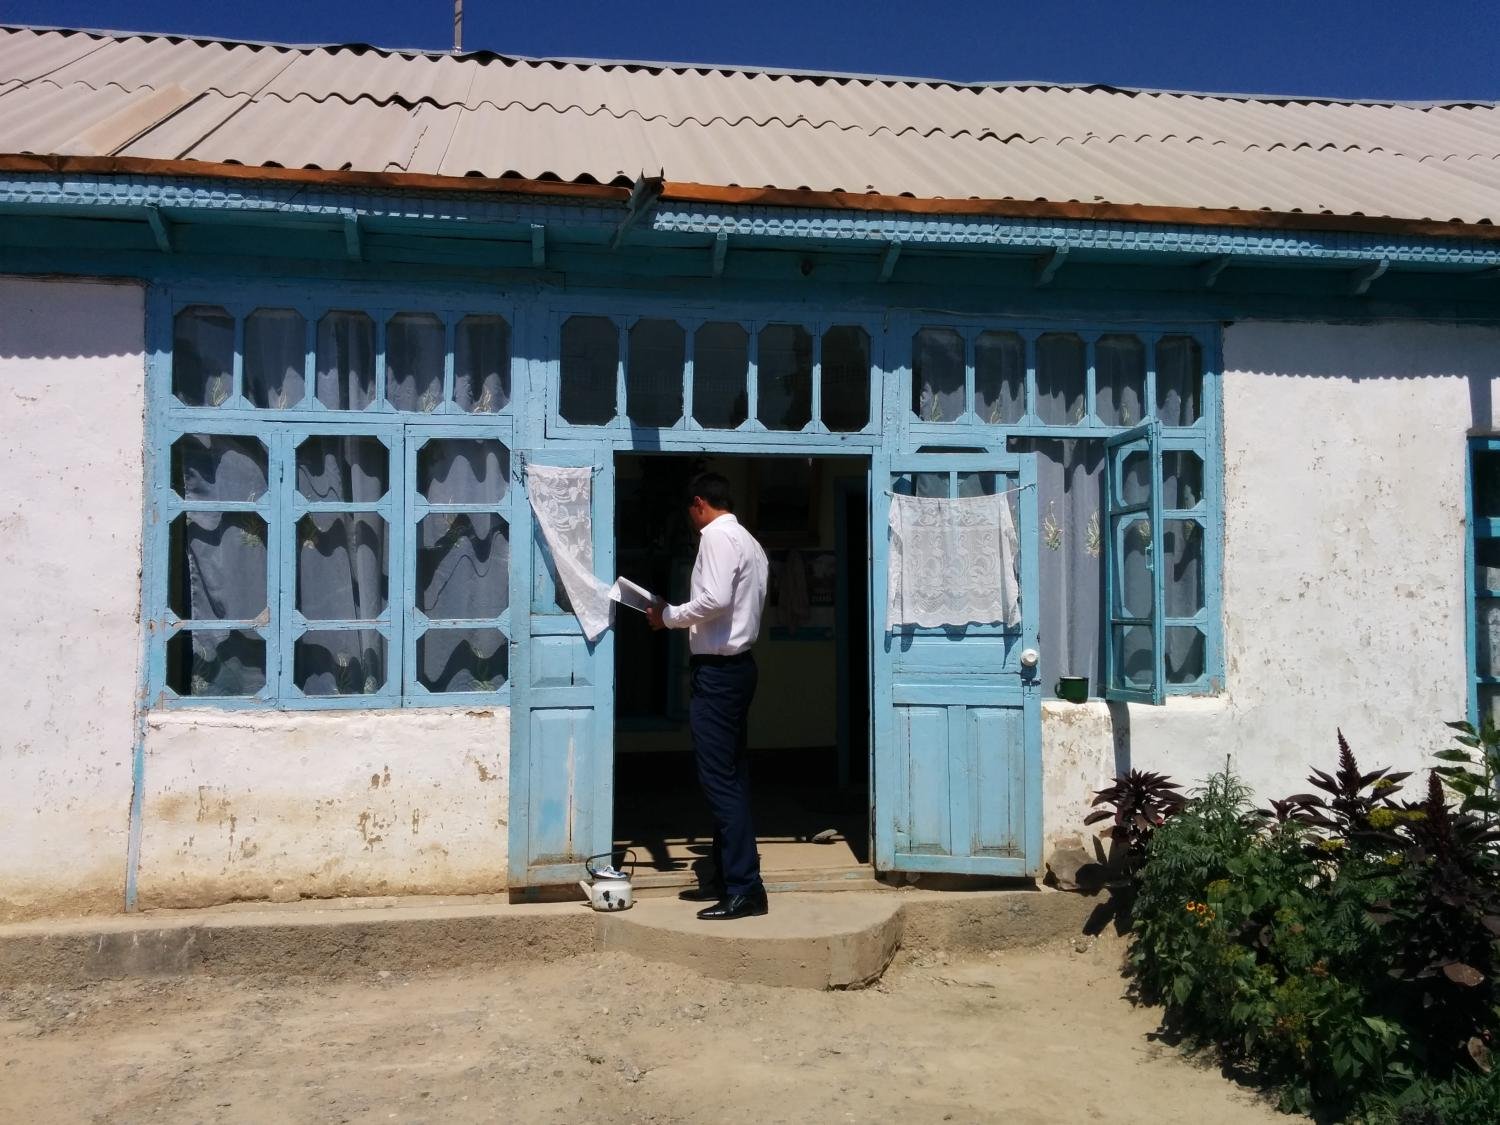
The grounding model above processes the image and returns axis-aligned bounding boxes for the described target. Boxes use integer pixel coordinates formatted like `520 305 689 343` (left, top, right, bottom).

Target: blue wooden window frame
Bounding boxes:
896 317 1222 697
542 298 885 447
1467 436 1500 727
145 286 518 710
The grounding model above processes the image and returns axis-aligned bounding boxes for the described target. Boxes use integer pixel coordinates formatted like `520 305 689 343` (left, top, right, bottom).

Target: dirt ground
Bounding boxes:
0 936 1282 1125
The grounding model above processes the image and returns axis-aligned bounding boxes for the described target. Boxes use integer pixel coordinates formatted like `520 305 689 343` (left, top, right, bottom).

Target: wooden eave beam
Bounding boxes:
1199 255 1231 288
8 155 1500 244
143 203 172 253
1350 258 1390 295
1034 245 1069 287
878 240 903 283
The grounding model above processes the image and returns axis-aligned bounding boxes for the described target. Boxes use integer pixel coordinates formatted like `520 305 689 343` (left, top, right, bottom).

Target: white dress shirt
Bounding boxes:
662 513 769 655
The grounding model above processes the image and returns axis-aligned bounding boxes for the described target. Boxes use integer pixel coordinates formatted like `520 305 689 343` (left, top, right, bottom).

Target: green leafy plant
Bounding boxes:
1437 720 1500 825
1119 731 1500 1119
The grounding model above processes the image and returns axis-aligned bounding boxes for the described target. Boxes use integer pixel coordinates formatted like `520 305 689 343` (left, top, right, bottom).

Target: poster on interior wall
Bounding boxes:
767 549 836 640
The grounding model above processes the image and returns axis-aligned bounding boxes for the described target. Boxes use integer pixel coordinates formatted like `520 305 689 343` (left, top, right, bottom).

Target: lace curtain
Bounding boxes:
525 464 614 642
887 492 1021 630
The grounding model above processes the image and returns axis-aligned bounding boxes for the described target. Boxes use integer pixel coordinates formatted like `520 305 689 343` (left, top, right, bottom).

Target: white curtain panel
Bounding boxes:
887 491 1021 630
525 464 615 642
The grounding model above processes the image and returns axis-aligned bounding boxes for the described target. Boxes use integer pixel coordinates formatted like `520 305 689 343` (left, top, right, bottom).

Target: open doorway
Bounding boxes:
611 452 871 888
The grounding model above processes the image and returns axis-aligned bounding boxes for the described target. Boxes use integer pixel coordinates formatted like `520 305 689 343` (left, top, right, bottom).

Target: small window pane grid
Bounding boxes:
551 313 877 439
171 303 514 418
153 299 516 710
909 323 1217 696
1467 440 1500 728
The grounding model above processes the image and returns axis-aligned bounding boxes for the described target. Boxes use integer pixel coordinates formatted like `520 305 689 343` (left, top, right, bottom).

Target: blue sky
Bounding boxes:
6 1 1498 100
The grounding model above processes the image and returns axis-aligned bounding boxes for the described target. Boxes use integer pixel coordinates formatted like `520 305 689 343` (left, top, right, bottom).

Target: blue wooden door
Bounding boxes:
507 447 615 886
871 451 1042 877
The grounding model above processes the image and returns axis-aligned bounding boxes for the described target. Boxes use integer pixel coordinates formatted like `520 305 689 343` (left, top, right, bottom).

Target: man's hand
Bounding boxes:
645 603 666 631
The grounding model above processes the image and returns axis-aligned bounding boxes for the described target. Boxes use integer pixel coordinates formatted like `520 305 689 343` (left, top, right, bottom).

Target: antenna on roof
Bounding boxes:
453 0 463 53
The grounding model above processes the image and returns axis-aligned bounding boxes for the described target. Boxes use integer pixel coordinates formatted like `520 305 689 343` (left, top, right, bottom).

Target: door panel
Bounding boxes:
873 451 1041 877
508 447 614 886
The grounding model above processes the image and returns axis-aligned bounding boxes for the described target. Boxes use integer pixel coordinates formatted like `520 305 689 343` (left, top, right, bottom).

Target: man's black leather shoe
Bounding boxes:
696 889 769 920
677 884 726 903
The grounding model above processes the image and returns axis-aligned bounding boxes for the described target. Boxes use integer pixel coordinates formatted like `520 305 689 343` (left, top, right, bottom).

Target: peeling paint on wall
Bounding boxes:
135 708 509 909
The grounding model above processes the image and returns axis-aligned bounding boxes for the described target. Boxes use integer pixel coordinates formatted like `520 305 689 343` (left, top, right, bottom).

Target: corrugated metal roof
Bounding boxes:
3 23 1500 227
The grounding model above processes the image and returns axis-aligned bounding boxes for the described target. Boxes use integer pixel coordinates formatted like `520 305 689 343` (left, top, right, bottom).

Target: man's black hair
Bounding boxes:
688 472 734 513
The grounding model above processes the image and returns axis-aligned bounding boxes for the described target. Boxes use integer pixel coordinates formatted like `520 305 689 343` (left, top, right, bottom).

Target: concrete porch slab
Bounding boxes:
0 887 1098 990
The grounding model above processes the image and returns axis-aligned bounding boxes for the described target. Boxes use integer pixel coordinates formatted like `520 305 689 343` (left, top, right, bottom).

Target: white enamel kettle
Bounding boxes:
579 851 635 911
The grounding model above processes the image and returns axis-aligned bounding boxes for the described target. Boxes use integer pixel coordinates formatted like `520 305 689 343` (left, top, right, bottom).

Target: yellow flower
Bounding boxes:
1368 807 1397 829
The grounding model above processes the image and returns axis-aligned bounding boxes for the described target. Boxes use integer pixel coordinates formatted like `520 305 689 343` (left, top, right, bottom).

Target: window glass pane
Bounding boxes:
1163 451 1204 510
1037 333 1085 425
1115 516 1154 618
173 306 234 407
166 629 266 697
455 315 510 413
315 311 375 411
1157 336 1204 426
169 512 267 620
1162 519 1204 617
958 472 998 497
171 434 268 501
419 628 509 692
295 630 386 695
418 513 510 619
1118 449 1151 507
757 324 813 431
1479 602 1500 678
975 331 1024 425
913 328 964 423
1112 624 1156 692
386 312 445 412
1477 540 1500 592
560 315 619 425
914 472 949 498
243 308 306 409
821 326 870 432
1165 626 1205 685
297 514 388 620
295 436 389 503
418 439 508 505
1096 335 1145 427
1474 452 1500 518
626 318 685 427
693 322 749 428
1481 686 1500 729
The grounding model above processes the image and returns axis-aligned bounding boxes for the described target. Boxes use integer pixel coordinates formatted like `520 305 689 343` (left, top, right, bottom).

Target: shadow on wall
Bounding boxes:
0 278 145 361
1224 320 1500 430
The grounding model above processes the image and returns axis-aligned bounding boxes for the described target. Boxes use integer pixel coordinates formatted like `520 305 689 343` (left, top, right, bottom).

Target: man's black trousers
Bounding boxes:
688 654 761 895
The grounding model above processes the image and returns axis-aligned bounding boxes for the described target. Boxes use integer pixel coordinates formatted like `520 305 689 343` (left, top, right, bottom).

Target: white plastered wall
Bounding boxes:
137 709 509 908
0 276 144 921
1042 319 1500 856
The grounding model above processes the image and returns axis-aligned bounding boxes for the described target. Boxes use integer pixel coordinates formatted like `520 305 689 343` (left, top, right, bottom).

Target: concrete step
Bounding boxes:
0 887 1097 990
598 892 902 990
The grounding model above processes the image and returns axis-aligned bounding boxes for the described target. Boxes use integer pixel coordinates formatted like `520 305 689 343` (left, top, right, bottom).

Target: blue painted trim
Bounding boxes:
1467 439 1480 727
8 174 1500 272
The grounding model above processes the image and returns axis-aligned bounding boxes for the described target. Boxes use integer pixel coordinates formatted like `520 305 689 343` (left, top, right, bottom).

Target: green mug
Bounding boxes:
1055 675 1089 704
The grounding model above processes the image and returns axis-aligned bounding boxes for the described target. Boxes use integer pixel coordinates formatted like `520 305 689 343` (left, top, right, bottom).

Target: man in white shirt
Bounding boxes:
646 472 770 920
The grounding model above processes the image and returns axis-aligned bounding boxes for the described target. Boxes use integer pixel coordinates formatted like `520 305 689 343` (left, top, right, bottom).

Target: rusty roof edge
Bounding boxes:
4 23 1496 108
4 153 1500 245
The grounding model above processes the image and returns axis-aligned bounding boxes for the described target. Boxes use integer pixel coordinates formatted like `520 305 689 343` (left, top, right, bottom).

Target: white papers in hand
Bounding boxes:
609 576 663 614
